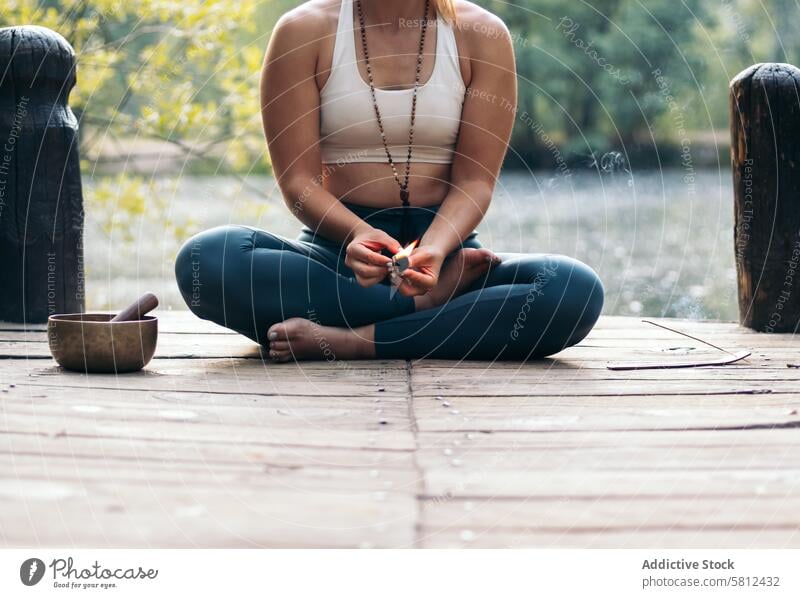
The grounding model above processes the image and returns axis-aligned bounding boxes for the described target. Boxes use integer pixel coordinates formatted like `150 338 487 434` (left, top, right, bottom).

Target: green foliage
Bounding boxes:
3 0 799 173
1 0 285 254
1 0 268 174
483 0 799 167
488 0 714 166
85 175 197 244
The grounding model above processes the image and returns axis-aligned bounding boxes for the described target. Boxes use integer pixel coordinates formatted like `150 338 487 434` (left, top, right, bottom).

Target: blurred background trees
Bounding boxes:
497 0 712 167
1 0 289 246
1 0 276 173
2 0 798 174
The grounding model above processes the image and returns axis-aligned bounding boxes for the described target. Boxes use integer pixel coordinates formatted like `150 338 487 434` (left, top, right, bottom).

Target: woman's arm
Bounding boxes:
403 8 516 292
260 8 401 285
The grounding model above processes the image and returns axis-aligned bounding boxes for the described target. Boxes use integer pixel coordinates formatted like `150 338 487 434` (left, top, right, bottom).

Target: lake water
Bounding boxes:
84 168 739 321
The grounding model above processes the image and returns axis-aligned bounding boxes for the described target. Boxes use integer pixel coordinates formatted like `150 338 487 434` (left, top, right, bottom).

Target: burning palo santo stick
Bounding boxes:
389 240 418 299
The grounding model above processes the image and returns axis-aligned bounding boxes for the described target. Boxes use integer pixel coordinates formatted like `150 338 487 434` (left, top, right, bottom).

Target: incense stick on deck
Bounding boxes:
641 319 739 357
606 320 752 370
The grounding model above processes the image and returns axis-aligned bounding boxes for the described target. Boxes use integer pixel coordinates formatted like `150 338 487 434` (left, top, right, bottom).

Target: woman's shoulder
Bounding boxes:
271 0 340 50
451 0 512 52
449 1 513 85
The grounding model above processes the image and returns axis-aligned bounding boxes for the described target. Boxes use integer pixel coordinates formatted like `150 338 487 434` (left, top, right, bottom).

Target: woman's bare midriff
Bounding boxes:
322 161 453 207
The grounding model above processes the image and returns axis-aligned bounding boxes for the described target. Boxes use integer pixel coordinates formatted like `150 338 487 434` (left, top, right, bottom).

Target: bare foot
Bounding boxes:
266 318 375 363
414 248 499 311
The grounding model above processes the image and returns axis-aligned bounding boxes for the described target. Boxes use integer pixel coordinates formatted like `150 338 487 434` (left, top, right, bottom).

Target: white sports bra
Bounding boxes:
319 0 467 165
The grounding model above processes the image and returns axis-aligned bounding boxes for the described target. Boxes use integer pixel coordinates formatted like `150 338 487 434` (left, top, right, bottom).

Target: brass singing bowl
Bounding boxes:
47 313 158 373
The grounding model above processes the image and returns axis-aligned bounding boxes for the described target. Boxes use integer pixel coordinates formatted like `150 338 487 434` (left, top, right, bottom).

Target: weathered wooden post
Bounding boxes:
730 63 800 333
0 26 84 323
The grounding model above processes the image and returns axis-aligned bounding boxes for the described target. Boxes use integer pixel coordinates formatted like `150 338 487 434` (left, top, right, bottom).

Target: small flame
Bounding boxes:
394 240 418 260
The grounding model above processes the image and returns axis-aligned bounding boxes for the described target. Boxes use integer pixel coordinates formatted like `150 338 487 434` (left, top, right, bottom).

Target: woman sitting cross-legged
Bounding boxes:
175 0 603 362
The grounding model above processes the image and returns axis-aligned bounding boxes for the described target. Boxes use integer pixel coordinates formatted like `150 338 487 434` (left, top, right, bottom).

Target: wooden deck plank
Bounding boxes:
0 335 263 359
418 428 800 449
0 415 415 450
7 341 798 361
408 366 800 397
0 404 411 434
412 394 800 432
0 359 406 396
0 451 420 495
1 313 798 548
419 529 800 548
421 469 800 499
421 496 800 532
0 430 416 470
0 480 417 548
5 359 800 397
1 384 408 411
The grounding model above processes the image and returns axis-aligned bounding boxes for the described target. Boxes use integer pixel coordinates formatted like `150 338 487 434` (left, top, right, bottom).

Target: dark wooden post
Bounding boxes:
0 26 84 323
730 63 800 333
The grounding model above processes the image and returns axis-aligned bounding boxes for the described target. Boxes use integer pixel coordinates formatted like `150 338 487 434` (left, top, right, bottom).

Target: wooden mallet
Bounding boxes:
110 292 159 322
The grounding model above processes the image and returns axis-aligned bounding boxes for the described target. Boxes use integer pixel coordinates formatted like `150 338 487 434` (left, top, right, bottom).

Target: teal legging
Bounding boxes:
174 203 604 360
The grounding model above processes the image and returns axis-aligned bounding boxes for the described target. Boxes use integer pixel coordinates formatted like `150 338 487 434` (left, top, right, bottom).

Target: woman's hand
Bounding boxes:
345 228 402 287
396 245 447 297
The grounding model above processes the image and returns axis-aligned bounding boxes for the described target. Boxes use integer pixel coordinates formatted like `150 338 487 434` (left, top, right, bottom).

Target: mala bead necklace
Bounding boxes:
356 0 430 245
